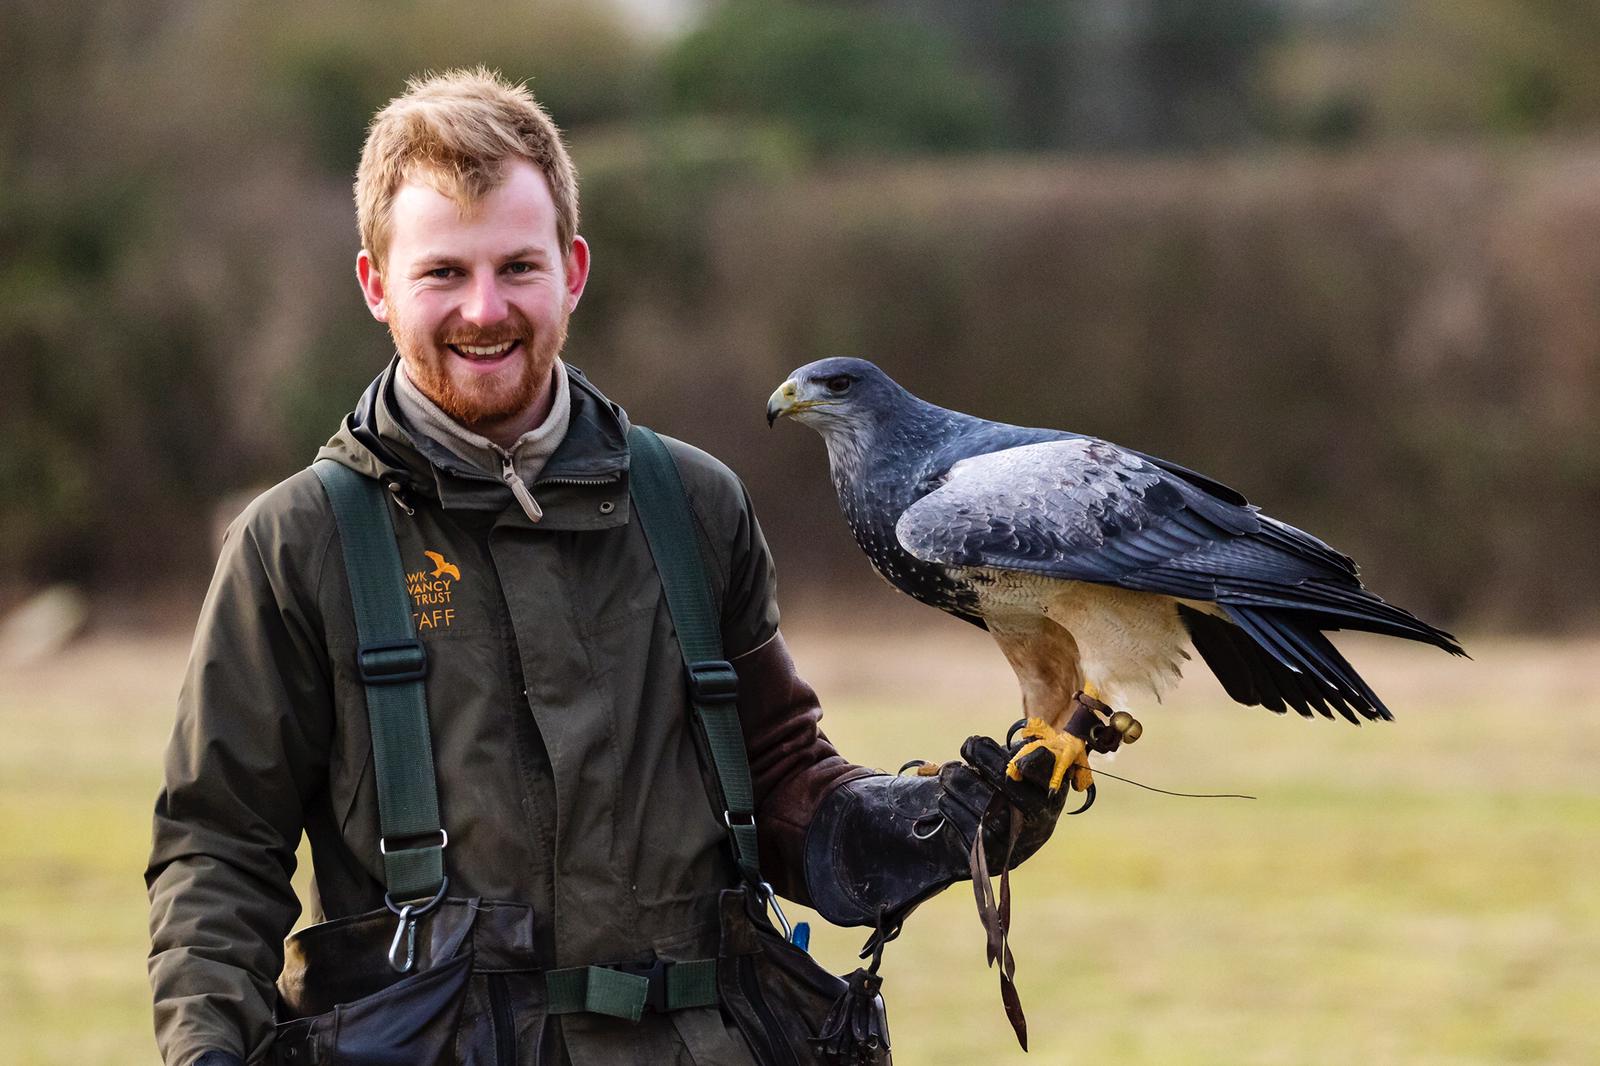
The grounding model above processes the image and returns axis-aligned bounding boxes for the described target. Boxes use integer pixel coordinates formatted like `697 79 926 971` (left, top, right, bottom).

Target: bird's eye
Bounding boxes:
824 375 852 393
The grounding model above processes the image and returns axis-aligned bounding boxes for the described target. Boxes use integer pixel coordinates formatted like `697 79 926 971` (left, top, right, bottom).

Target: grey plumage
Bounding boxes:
770 357 1464 725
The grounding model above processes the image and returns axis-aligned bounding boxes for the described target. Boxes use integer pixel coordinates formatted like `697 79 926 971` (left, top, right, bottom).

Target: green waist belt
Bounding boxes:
545 957 719 1022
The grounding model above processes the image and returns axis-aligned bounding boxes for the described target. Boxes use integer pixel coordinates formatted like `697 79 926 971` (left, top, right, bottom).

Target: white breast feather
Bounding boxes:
965 568 1196 708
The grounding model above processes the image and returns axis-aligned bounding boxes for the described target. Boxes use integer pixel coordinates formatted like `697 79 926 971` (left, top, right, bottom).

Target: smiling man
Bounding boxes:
357 150 585 452
145 69 1066 1066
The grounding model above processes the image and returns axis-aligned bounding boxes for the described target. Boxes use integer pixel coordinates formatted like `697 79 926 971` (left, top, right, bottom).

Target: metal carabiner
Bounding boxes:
388 903 417 973
383 876 450 974
758 879 795 942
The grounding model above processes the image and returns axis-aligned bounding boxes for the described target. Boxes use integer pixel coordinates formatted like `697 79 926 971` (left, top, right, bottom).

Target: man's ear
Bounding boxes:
356 249 389 322
563 236 591 314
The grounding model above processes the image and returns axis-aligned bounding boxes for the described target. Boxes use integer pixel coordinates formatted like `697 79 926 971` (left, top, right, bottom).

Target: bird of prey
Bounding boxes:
767 358 1465 794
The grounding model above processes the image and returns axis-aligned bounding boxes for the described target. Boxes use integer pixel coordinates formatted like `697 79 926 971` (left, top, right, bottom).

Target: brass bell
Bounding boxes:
1110 711 1143 743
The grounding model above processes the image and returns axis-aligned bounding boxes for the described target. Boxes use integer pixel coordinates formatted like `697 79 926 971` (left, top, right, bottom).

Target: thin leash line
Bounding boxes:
1089 766 1256 800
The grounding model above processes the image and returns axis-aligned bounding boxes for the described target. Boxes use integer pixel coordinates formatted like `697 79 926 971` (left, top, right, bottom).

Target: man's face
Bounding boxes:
357 159 589 435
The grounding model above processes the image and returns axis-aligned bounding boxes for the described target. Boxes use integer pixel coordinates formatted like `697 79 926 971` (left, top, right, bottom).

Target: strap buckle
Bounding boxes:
357 639 428 684
612 956 671 1013
379 828 449 855
685 660 738 704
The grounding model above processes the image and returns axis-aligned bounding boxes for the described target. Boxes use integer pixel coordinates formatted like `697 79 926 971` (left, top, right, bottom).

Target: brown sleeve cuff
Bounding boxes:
734 631 877 905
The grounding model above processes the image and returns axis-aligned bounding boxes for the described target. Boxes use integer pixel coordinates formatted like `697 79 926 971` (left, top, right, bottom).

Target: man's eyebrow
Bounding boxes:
411 253 464 270
407 248 547 272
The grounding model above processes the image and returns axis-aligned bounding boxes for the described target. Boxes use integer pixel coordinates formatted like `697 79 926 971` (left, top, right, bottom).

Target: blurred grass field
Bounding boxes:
3 618 1597 1064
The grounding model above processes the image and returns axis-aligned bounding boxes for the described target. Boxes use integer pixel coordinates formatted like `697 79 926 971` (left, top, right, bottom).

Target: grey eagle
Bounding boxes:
767 358 1465 793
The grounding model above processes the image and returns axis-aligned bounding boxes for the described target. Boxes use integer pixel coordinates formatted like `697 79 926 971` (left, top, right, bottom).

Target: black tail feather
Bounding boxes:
1179 605 1398 723
1217 580 1465 655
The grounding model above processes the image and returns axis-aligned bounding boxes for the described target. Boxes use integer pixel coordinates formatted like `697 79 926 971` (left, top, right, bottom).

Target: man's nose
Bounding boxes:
459 274 509 325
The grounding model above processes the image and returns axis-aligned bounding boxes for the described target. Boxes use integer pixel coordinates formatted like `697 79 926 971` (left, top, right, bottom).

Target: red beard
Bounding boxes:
392 307 567 433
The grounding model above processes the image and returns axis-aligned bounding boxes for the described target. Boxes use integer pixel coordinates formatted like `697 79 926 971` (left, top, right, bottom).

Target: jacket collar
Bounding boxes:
318 356 633 532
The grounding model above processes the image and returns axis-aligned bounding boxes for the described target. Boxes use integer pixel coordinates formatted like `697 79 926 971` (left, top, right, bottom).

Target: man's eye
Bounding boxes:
427 267 456 279
505 262 536 274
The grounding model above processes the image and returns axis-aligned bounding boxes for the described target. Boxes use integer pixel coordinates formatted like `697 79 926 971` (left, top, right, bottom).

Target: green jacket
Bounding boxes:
146 361 869 1065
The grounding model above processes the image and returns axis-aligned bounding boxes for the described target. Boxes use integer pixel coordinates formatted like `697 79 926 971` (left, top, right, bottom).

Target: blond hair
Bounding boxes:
356 67 579 270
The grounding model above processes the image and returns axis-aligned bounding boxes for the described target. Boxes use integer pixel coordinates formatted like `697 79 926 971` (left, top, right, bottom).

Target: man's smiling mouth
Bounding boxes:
447 339 520 361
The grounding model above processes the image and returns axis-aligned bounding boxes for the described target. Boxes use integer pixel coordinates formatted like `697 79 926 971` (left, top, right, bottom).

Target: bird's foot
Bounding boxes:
1004 693 1145 794
1006 717 1091 793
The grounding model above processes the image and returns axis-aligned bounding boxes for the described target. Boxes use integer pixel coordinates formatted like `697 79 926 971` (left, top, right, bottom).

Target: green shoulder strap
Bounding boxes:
313 459 446 903
624 426 761 885
546 427 771 1022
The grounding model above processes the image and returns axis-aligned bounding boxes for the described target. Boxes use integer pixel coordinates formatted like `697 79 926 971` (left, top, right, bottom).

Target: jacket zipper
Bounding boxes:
738 955 800 1066
499 455 544 523
532 474 618 488
399 461 619 518
487 972 517 1065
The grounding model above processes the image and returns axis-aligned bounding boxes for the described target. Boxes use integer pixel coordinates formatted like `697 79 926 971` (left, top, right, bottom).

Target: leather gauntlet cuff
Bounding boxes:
802 736 1068 928
194 1051 245 1066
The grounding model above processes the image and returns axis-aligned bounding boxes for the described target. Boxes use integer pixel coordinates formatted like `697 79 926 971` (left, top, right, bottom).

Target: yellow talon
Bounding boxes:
1006 716 1091 793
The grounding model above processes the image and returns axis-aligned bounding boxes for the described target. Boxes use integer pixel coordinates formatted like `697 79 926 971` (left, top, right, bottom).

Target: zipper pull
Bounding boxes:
500 455 543 522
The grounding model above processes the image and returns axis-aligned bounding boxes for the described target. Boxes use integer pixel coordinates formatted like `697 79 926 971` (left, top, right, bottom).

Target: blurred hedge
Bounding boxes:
589 148 1600 632
4 1 1598 632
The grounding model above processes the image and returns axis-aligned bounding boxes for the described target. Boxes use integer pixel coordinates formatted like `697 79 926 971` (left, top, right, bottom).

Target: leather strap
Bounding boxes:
313 459 446 902
969 795 1028 1051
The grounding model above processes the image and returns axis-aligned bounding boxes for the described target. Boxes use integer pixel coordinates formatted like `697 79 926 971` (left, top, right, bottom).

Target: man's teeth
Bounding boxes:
457 341 515 357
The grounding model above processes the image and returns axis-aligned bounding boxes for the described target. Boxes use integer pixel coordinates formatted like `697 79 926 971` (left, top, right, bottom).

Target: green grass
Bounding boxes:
4 627 1598 1064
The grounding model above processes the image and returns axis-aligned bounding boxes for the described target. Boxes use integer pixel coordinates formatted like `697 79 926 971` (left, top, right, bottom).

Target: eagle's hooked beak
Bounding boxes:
766 379 800 427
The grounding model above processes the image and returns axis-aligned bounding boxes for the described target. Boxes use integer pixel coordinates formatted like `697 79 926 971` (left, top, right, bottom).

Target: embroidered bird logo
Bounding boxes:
423 551 461 581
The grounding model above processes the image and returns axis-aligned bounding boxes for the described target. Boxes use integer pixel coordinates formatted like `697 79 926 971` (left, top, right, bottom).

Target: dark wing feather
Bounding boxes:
895 439 1257 583
894 438 1463 722
894 438 1256 583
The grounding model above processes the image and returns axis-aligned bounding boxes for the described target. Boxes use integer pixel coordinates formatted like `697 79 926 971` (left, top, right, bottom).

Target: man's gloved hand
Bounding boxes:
802 735 1071 928
943 734 1071 871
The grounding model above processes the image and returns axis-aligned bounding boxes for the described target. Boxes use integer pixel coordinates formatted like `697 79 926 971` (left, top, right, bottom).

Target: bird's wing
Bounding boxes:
895 438 1462 721
895 438 1264 590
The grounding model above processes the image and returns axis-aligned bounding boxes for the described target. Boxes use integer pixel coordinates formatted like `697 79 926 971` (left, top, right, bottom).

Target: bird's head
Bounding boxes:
766 358 903 435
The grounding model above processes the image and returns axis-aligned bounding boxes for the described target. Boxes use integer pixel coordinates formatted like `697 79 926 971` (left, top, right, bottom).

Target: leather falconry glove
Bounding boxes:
802 734 1069 929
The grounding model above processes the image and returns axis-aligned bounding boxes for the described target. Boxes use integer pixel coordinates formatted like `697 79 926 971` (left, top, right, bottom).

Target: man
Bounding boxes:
146 68 1064 1066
